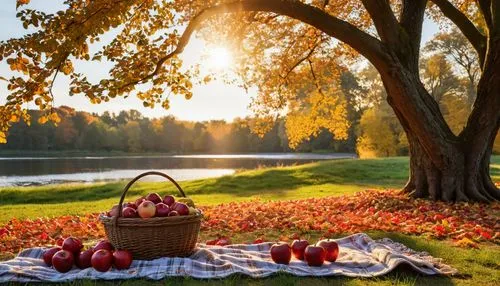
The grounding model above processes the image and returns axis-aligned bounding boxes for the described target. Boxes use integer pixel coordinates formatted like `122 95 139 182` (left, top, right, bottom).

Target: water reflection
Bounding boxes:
0 153 356 187
0 169 235 187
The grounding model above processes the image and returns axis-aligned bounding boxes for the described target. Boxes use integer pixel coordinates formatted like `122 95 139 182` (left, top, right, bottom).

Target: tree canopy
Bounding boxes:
0 0 481 143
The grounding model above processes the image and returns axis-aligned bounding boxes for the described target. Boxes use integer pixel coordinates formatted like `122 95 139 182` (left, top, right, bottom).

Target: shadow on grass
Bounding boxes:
182 158 410 197
0 182 144 206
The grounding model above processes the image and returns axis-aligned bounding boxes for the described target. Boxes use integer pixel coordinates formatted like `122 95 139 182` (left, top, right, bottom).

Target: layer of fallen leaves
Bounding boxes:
0 214 105 258
1 190 499 257
202 190 499 249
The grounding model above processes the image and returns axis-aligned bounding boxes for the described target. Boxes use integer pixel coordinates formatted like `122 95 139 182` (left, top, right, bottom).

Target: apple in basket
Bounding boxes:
135 197 146 207
317 239 339 262
108 204 120 217
304 245 326 267
270 243 292 265
113 250 133 270
155 203 171 217
122 207 138 218
163 195 175 206
291 239 309 260
75 248 94 269
91 249 114 272
43 247 61 266
123 202 137 209
52 250 74 273
62 237 83 254
145 193 163 204
138 200 156 218
168 210 179 216
171 202 189 216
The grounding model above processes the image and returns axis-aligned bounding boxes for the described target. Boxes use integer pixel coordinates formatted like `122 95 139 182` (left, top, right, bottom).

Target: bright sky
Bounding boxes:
0 1 439 122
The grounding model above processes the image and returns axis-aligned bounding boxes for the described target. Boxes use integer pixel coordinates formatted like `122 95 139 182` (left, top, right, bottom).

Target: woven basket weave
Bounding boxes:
100 171 202 260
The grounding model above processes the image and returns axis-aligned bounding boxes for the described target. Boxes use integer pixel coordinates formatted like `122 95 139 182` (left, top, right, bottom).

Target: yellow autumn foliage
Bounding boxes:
285 88 349 149
356 108 399 158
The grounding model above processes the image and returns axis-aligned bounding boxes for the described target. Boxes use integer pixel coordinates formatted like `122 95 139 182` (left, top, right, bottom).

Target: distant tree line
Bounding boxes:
0 107 354 154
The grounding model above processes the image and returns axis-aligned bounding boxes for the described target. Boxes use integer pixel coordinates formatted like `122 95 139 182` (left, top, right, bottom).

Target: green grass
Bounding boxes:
1 156 499 223
2 156 500 285
0 157 412 222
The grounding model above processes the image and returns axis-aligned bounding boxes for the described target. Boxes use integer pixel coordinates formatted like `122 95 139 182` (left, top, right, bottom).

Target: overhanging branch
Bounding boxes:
430 0 487 66
120 0 387 89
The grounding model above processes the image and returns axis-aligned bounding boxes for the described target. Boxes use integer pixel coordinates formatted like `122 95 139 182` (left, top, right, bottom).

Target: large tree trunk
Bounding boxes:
375 46 499 202
403 135 498 202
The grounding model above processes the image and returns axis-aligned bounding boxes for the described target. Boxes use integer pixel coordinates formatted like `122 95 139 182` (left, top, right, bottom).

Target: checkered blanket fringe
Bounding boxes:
0 233 457 282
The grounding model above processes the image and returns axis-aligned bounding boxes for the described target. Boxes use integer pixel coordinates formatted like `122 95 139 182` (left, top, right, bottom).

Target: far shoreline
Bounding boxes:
0 149 358 159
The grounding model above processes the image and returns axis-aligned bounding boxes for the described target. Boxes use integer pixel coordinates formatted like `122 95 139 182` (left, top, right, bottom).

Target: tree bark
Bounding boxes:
383 41 500 202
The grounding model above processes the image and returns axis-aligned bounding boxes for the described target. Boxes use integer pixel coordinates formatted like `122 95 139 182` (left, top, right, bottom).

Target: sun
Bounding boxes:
207 47 232 69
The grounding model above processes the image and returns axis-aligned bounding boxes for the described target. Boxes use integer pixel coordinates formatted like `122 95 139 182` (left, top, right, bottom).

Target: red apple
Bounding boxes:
91 249 113 272
155 203 170 217
317 240 339 262
304 245 326 267
62 237 83 254
291 239 309 260
145 193 162 204
123 202 137 209
171 202 189 216
109 204 120 217
138 200 156 218
93 240 114 252
168 210 179 216
43 247 61 266
75 248 94 269
113 250 133 270
134 197 146 207
52 250 74 273
270 243 292 265
162 195 175 206
122 207 138 218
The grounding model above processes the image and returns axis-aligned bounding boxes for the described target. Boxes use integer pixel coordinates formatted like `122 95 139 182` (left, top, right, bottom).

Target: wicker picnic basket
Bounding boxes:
100 171 202 260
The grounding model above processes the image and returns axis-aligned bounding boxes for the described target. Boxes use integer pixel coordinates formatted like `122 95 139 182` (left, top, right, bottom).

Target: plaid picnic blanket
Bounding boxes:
0 233 456 282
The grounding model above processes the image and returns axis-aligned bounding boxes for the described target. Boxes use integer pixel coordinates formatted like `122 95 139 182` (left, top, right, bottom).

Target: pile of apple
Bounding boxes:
43 237 132 273
105 193 198 219
270 239 339 267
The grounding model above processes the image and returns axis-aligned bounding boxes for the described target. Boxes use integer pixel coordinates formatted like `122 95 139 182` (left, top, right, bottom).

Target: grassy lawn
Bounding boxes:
0 157 413 222
1 156 499 223
1 156 499 285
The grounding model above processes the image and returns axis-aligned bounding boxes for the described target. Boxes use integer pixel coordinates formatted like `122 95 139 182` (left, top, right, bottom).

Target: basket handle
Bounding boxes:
117 171 186 218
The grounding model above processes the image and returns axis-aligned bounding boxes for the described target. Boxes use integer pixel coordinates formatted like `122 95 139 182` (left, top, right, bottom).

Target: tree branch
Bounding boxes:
307 59 322 93
280 39 321 81
430 0 487 66
119 0 387 90
399 0 427 72
361 0 401 45
476 0 493 29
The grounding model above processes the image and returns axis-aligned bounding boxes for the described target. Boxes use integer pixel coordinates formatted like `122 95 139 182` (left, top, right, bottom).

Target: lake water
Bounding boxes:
0 153 356 187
